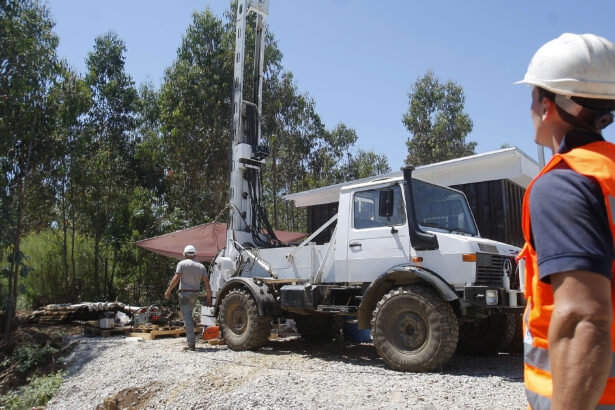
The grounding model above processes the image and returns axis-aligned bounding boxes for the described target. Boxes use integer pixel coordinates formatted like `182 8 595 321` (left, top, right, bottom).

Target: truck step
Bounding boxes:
316 305 357 313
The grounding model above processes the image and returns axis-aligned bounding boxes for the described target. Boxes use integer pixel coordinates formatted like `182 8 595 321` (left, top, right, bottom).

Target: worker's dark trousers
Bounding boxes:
179 293 198 347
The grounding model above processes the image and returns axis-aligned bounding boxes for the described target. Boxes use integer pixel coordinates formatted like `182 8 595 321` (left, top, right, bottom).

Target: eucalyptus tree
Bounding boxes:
160 4 394 234
159 9 235 226
344 149 391 180
261 70 323 230
404 70 476 166
0 0 65 335
80 32 138 299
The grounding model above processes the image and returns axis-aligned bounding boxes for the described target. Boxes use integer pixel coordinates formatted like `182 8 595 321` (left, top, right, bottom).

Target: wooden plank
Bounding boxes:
130 325 176 333
127 327 202 340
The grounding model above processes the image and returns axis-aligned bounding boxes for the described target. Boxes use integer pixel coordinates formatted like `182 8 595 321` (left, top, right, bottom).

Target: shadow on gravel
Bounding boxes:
446 353 524 381
263 337 384 369
194 346 219 353
257 337 524 380
63 336 126 376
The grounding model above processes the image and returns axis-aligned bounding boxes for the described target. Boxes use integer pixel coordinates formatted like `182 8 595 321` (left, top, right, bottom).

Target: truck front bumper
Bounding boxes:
462 286 525 312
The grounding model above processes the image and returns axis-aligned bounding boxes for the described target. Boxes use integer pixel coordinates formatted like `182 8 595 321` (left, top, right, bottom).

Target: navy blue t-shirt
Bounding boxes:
529 131 614 283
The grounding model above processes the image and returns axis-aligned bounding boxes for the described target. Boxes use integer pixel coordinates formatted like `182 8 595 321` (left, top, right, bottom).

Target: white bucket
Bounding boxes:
99 318 114 329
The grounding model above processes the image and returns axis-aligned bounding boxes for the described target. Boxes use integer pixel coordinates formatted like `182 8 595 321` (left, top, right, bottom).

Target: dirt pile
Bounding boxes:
96 382 163 410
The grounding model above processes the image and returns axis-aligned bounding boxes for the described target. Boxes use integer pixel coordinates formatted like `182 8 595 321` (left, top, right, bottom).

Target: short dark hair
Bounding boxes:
536 87 555 102
536 87 615 130
537 86 615 111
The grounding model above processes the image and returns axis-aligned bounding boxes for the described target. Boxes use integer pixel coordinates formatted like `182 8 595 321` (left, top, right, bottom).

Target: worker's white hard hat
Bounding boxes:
183 245 197 255
517 33 615 99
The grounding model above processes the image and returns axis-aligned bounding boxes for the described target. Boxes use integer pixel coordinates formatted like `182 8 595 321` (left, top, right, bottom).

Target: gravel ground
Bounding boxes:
46 334 526 409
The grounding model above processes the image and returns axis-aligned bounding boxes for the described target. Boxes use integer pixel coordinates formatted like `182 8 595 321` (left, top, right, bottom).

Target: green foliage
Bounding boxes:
159 8 235 224
17 230 92 306
403 70 476 166
0 326 69 402
1 1 393 308
11 343 59 376
345 149 391 180
0 371 64 409
0 0 68 333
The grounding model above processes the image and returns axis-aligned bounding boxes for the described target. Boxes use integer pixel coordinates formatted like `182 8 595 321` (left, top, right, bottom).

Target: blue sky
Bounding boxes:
48 0 615 170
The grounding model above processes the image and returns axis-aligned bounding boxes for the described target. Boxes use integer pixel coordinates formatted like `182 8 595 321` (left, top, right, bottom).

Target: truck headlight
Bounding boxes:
486 289 498 305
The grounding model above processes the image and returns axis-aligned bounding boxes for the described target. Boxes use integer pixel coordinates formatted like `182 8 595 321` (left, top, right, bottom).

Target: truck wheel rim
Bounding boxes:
229 305 247 334
394 311 427 351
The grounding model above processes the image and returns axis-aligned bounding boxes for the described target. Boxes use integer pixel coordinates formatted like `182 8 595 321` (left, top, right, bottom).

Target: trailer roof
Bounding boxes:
284 147 540 208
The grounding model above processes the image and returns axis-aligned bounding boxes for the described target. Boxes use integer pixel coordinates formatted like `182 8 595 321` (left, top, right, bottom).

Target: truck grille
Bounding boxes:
475 253 514 287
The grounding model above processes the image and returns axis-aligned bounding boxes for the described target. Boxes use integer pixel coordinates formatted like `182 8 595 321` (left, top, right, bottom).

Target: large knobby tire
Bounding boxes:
505 313 524 354
295 315 340 342
218 288 271 351
456 313 516 355
371 285 458 372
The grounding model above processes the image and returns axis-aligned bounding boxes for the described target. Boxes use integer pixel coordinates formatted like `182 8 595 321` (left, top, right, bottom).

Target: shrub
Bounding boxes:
12 343 59 376
0 371 64 409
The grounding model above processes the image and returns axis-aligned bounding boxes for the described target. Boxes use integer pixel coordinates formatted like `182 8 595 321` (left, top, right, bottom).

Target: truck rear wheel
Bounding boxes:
219 288 271 351
456 313 516 355
371 285 458 372
295 315 340 342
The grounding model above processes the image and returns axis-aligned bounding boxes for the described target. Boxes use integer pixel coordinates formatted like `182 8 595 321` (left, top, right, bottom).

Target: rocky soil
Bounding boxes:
46 333 526 409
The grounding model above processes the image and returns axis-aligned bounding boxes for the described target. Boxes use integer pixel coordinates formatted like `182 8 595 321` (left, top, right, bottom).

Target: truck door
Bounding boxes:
346 184 410 282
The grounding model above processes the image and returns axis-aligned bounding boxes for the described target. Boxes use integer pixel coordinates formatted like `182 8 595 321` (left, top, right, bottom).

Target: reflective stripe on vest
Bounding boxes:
520 141 615 409
525 343 615 378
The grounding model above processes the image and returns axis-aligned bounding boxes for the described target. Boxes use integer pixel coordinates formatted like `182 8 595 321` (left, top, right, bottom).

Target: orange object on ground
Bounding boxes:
203 326 219 340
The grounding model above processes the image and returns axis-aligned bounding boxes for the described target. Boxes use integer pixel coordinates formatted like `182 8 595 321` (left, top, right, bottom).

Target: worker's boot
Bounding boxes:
183 345 196 351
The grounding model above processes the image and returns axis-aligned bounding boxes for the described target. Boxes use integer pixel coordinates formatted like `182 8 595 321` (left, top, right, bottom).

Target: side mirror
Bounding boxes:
378 188 394 218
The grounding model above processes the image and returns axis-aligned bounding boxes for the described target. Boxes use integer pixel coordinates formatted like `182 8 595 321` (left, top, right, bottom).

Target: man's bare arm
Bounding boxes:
202 275 212 306
165 273 181 299
549 270 612 410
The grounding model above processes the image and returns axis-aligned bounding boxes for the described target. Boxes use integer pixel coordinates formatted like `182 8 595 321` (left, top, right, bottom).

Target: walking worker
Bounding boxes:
516 33 615 409
165 244 212 351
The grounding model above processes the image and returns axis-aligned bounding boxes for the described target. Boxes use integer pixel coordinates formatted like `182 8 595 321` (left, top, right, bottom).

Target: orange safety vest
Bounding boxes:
519 141 615 409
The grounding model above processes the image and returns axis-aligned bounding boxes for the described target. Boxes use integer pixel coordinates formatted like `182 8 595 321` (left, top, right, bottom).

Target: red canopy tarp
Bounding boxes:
135 222 307 262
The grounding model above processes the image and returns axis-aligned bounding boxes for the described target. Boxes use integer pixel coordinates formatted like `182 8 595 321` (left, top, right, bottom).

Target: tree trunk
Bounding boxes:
272 151 278 229
3 140 32 338
103 244 109 300
108 247 117 301
62 173 68 299
70 195 76 302
134 250 139 305
94 232 100 299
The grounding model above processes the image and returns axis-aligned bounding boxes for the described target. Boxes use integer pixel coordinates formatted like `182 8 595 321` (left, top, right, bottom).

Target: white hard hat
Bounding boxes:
517 33 615 100
183 244 196 255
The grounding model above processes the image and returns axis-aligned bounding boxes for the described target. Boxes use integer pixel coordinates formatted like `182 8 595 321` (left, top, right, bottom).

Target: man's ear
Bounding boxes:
542 97 556 120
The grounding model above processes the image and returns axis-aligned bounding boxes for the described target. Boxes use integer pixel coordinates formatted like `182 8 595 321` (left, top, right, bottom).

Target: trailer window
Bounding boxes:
353 185 406 229
412 179 478 236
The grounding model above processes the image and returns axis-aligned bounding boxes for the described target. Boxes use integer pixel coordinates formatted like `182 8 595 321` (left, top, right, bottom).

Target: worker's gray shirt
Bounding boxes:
175 259 207 291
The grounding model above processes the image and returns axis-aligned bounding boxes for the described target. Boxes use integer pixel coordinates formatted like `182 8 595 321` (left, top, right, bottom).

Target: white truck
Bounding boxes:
203 0 524 372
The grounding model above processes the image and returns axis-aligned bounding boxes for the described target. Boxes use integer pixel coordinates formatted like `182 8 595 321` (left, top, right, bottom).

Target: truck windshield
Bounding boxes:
412 179 478 236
